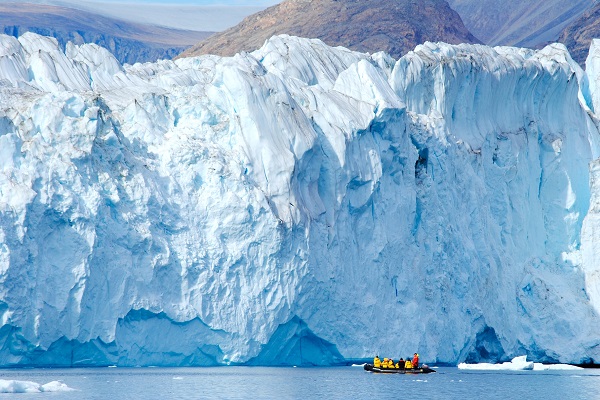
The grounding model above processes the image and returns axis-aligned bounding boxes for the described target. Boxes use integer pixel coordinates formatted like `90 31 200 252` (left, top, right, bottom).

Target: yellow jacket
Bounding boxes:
405 360 413 369
374 357 381 368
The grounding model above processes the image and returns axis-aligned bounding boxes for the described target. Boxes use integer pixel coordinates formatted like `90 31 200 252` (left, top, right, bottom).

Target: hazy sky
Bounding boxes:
10 0 280 4
82 0 279 4
7 0 282 31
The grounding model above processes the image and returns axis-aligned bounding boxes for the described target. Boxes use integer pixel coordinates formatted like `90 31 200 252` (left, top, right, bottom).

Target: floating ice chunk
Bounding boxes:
458 356 583 371
40 381 76 392
0 380 41 393
458 356 534 370
533 363 583 371
0 379 75 393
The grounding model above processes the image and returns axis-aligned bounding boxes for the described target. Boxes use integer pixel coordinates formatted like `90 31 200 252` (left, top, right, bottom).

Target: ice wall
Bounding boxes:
580 40 600 319
1 32 600 366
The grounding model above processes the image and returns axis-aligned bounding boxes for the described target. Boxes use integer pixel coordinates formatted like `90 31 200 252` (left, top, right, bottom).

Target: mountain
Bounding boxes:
179 0 480 59
8 0 268 32
0 3 213 64
1 32 600 367
558 3 600 65
446 0 595 48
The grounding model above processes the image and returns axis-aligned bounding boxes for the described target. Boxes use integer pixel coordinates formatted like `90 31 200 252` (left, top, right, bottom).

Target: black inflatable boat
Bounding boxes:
364 364 436 374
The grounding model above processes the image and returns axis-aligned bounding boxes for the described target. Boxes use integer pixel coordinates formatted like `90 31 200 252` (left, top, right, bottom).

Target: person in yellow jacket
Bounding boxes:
382 358 389 368
388 358 394 369
405 358 413 369
374 356 381 368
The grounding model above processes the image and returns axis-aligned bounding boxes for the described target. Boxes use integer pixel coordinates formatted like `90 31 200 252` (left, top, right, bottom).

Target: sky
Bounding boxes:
81 0 279 4
9 0 280 5
6 0 282 31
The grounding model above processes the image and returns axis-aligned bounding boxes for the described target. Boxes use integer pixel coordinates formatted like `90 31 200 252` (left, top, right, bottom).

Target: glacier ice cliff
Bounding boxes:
1 31 600 366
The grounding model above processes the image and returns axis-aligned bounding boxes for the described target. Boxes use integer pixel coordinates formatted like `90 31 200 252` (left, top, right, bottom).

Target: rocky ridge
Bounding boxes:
558 3 600 65
447 0 594 48
179 0 480 59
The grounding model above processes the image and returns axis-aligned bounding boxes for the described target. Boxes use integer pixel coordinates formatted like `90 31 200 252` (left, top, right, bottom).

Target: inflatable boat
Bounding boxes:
364 363 436 374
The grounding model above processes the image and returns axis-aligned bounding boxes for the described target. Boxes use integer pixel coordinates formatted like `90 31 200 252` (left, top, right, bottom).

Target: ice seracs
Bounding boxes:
1 32 600 367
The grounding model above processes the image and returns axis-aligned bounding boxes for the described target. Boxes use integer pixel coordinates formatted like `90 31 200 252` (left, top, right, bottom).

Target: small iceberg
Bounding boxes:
533 363 583 371
458 356 583 371
0 379 75 393
459 356 534 370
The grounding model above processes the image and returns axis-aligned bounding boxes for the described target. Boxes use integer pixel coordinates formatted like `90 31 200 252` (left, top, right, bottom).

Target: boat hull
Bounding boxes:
364 363 436 374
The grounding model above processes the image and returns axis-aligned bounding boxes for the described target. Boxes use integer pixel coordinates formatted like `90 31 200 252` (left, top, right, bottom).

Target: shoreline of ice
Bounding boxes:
458 356 584 371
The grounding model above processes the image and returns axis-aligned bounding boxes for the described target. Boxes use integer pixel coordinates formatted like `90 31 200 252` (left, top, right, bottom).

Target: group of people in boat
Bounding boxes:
373 353 419 369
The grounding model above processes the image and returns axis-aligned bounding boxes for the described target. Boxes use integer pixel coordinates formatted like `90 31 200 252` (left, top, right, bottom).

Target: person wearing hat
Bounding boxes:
412 353 419 368
374 355 381 368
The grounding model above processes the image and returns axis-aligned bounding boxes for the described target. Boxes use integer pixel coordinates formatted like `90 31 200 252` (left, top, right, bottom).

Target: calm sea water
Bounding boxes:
1 365 599 399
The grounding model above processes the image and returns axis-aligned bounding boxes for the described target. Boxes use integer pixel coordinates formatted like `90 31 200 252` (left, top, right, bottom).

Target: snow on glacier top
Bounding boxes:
0 32 600 367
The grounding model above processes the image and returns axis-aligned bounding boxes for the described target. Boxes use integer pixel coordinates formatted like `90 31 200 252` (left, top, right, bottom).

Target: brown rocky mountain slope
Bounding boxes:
178 0 480 59
447 0 592 48
558 2 600 65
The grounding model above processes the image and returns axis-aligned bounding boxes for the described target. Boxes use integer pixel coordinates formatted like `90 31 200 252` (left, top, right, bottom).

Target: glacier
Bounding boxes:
1 31 600 366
